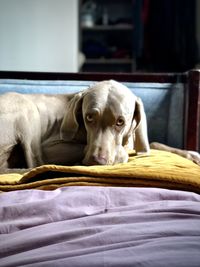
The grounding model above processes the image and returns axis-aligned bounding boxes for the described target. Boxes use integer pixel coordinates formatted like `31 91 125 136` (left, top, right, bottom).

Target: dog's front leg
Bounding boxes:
22 141 43 168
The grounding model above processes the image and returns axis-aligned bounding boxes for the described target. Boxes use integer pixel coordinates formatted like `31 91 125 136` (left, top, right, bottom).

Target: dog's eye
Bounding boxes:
86 114 94 123
116 118 125 127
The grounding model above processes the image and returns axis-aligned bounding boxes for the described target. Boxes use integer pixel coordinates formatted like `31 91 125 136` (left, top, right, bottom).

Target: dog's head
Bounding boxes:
60 80 150 165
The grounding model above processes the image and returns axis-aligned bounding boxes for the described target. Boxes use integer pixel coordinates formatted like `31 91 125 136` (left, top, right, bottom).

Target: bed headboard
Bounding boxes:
0 69 199 151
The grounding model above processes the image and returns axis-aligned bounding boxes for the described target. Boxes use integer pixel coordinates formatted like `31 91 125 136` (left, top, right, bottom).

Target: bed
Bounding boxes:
0 70 200 267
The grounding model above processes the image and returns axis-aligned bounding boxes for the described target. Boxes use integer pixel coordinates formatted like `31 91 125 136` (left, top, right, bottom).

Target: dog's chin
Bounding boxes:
82 157 112 166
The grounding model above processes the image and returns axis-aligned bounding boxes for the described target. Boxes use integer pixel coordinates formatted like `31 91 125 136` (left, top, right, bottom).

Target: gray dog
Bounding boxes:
1 80 199 170
0 80 150 169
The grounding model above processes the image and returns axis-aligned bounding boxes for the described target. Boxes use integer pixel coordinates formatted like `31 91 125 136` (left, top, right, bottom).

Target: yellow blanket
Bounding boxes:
0 150 200 193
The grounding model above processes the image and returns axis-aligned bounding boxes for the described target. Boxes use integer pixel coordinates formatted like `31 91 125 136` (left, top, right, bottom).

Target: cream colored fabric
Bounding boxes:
0 150 200 193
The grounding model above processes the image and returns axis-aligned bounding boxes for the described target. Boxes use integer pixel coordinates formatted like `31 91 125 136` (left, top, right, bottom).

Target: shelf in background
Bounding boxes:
79 0 135 72
81 25 134 31
85 58 133 64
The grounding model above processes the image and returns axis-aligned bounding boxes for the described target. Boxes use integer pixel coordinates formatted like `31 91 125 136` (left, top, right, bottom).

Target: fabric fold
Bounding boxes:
0 150 200 193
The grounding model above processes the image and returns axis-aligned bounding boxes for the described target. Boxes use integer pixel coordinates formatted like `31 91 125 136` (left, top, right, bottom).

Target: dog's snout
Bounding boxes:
86 155 107 166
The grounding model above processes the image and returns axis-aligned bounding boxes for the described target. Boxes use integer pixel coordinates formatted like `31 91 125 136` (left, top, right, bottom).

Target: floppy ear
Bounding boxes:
133 97 150 154
60 92 84 141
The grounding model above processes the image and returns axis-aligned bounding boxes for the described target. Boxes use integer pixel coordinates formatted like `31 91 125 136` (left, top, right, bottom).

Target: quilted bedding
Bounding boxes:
1 150 200 266
1 186 200 267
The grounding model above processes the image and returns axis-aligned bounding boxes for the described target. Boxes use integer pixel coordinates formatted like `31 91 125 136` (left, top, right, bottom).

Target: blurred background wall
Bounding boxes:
0 0 199 73
0 0 78 72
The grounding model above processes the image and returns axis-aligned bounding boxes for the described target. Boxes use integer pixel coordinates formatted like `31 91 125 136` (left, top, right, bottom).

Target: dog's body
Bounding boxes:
0 80 200 170
0 80 150 169
0 92 74 168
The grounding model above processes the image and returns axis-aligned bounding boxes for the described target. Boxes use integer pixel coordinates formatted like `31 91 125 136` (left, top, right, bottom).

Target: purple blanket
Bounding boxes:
0 186 200 266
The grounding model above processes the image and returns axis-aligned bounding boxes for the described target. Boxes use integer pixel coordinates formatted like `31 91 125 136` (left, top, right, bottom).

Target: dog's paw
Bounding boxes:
114 147 129 164
187 151 200 165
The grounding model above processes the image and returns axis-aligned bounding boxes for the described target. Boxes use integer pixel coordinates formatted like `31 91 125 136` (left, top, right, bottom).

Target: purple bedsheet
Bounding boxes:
0 186 200 267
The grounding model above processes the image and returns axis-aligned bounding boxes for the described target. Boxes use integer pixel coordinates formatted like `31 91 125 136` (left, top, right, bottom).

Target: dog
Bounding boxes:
1 80 200 170
0 80 150 169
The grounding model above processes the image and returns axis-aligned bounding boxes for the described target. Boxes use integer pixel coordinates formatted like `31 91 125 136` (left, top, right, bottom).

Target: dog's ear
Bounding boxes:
123 97 150 153
60 92 84 141
133 97 150 154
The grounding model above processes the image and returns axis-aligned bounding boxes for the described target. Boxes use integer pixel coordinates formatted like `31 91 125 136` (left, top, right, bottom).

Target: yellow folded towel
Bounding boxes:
0 150 200 193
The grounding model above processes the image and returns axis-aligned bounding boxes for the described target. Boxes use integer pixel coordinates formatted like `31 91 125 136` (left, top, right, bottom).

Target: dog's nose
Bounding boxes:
87 155 107 165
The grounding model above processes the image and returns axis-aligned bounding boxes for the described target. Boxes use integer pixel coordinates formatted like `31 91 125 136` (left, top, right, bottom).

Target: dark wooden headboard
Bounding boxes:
0 69 199 151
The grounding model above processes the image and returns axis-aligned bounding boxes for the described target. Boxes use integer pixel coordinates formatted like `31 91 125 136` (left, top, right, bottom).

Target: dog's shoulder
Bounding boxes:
0 92 32 115
0 91 27 104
